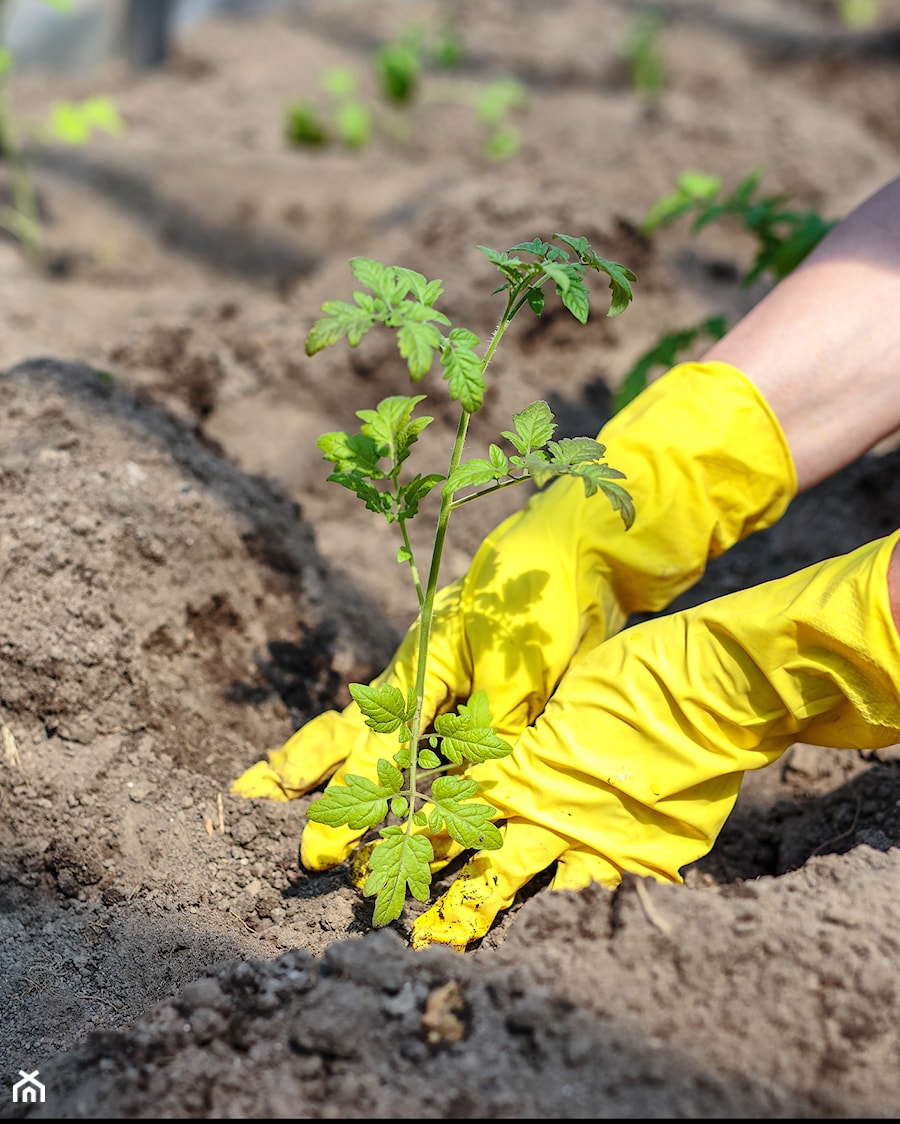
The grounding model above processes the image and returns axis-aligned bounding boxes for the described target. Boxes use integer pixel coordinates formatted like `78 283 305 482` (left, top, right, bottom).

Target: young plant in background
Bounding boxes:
838 0 880 28
615 169 835 410
303 238 636 926
0 0 125 269
474 77 528 161
284 67 372 151
284 18 526 161
620 6 667 104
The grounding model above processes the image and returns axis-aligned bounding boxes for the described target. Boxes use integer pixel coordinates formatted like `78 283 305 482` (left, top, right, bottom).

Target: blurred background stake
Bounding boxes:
125 0 175 69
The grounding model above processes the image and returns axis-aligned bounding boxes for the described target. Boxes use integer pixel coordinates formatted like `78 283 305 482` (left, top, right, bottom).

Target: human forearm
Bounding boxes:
703 175 900 490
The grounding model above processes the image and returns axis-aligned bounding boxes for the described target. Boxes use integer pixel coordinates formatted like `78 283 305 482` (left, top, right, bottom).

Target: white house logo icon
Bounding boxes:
12 1070 45 1104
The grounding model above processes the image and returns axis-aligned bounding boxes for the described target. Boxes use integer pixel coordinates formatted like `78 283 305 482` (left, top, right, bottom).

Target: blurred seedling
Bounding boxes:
0 0 125 270
620 6 667 103
285 67 372 151
284 20 526 160
303 239 636 927
837 0 881 28
614 169 835 410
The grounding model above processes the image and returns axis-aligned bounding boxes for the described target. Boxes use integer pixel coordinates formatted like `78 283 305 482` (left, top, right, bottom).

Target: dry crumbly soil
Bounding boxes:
2 0 900 1117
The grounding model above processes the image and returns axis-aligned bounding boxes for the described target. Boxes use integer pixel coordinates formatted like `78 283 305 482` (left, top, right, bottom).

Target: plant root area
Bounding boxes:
2 1 900 1117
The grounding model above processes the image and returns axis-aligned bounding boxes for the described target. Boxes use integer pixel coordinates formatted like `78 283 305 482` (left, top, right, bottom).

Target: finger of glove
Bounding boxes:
230 706 373 802
228 759 295 802
410 819 569 951
550 847 623 893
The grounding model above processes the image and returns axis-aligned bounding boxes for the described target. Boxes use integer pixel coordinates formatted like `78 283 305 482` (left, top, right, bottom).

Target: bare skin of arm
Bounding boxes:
703 175 900 628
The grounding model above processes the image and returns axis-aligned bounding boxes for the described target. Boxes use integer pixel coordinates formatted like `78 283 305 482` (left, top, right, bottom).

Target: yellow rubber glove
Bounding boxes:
231 360 796 869
411 530 900 950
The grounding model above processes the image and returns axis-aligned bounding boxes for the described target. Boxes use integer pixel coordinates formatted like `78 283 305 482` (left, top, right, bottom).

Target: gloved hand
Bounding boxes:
411 530 900 950
231 360 796 870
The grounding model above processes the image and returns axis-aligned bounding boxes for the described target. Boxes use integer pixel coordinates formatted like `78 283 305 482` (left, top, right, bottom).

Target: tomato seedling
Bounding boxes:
303 236 636 926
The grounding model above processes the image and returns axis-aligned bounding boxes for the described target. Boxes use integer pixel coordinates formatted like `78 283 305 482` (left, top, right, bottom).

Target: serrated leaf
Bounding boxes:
547 436 607 466
364 827 434 925
595 259 636 317
349 682 412 732
317 430 385 475
348 256 387 293
398 473 444 518
444 457 504 494
488 444 509 472
501 400 556 455
560 278 590 324
397 321 443 380
305 773 391 830
541 260 574 293
325 471 390 516
433 715 513 765
458 689 493 728
305 305 362 355
441 343 485 413
506 238 551 257
447 326 480 349
357 395 427 447
426 776 504 850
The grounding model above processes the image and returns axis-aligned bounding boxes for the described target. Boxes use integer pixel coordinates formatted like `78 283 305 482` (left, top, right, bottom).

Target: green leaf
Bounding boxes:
397 321 442 380
501 400 556 455
349 256 388 293
349 682 415 733
305 772 394 830
640 172 721 234
441 341 485 413
594 259 636 317
559 278 590 323
317 430 385 475
433 715 513 765
525 286 545 316
364 827 434 926
357 395 428 451
46 97 125 145
506 238 550 258
426 776 504 850
325 471 390 516
429 690 513 765
305 300 374 355
444 457 505 494
398 472 444 518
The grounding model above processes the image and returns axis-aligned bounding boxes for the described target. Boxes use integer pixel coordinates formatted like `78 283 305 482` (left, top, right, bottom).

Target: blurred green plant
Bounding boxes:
838 0 880 28
0 0 125 269
285 67 372 150
620 7 667 102
284 20 526 161
640 168 836 285
474 77 527 161
614 169 836 411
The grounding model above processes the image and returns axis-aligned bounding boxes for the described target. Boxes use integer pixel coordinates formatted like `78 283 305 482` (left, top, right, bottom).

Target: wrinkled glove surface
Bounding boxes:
411 530 900 949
